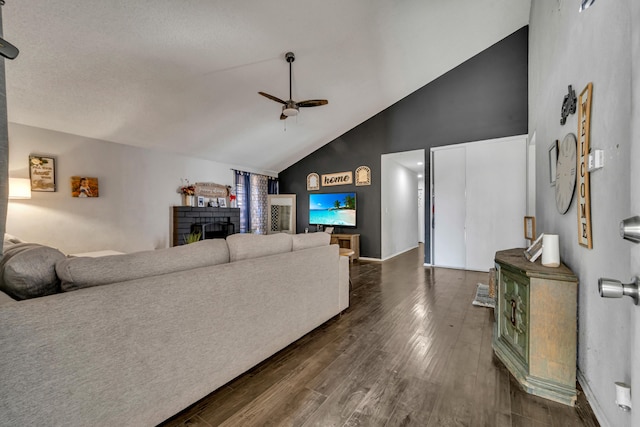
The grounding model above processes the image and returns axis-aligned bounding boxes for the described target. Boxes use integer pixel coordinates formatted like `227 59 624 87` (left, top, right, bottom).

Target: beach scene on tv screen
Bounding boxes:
309 193 356 226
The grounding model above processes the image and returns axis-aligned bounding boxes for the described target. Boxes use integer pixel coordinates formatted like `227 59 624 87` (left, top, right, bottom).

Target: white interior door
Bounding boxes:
432 146 466 269
432 135 527 272
465 138 527 271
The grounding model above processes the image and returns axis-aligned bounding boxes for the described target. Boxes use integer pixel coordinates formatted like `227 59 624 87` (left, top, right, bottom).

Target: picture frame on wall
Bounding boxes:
70 176 99 198
524 216 536 241
29 155 56 192
548 140 558 186
307 173 320 191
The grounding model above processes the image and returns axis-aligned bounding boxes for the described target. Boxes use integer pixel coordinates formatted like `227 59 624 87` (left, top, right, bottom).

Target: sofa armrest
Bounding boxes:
338 255 350 311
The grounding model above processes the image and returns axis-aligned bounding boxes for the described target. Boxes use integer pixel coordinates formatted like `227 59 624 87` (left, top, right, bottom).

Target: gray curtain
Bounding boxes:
234 170 251 233
0 9 9 255
234 171 277 234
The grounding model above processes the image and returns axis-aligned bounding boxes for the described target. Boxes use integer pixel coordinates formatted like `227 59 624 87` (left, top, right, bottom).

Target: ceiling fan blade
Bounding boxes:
297 99 329 108
280 113 287 120
259 92 287 105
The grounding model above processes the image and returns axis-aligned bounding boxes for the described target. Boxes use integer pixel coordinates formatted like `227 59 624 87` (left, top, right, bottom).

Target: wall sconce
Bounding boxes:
8 178 32 199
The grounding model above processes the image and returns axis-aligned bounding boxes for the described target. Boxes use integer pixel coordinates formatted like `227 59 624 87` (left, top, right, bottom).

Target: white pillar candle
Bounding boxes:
542 234 560 267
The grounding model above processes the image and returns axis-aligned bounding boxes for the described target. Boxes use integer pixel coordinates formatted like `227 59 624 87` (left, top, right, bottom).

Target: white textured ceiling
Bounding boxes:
2 1 530 173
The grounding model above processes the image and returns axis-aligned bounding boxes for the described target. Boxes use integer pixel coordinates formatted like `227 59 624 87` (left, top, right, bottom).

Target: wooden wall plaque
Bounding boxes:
577 83 593 249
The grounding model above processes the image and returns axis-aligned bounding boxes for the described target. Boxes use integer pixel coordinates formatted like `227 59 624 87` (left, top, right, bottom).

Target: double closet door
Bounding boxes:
431 135 527 272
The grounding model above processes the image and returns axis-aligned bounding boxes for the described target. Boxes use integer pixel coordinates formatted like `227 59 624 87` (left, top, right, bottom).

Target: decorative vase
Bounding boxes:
182 194 194 206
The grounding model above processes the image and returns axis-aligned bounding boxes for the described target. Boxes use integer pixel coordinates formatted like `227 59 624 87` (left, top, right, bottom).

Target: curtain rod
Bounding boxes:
230 168 278 179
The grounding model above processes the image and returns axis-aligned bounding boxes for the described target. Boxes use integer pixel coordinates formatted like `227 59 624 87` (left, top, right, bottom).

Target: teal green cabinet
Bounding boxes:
493 248 578 406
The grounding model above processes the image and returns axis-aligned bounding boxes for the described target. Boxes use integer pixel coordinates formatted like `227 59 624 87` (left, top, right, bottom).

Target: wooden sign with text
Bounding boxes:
577 83 593 249
321 171 353 187
194 182 229 198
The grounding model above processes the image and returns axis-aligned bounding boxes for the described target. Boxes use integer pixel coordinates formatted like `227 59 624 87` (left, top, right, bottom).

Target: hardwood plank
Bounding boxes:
385 377 439 426
301 349 392 427
509 375 553 425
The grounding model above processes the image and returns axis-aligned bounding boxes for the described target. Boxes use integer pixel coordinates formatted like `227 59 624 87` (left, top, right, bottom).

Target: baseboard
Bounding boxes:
379 245 419 261
358 256 382 262
577 369 610 427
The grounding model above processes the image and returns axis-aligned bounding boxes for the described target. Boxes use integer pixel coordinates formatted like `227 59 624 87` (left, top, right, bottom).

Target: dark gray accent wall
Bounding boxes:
280 27 529 261
0 9 9 254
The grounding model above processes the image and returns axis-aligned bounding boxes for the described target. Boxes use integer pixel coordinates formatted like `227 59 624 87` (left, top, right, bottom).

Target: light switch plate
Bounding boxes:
588 149 604 172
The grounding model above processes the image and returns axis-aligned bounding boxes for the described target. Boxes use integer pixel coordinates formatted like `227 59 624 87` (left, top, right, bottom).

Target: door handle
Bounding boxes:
598 277 639 305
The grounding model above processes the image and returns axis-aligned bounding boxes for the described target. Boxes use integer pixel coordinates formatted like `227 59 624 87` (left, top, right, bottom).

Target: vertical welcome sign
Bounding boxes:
577 83 593 249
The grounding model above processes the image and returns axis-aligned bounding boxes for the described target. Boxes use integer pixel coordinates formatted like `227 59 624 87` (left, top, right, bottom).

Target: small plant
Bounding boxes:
178 178 196 196
183 231 202 244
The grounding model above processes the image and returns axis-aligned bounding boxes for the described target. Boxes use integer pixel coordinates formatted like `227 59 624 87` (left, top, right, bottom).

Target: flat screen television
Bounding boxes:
309 192 356 227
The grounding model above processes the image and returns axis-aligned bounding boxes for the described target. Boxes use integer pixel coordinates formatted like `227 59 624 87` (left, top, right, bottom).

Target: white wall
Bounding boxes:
530 2 633 425
6 123 273 254
381 154 419 260
418 178 425 244
630 2 640 426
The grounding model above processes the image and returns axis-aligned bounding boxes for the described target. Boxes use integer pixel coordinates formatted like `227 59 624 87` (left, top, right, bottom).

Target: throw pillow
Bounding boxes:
226 233 293 262
0 243 66 300
291 232 331 251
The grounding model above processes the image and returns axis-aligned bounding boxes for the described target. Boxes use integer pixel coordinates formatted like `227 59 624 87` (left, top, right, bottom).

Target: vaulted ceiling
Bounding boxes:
2 1 530 173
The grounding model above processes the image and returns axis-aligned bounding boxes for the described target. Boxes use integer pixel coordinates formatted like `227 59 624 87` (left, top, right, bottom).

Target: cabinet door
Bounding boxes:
499 269 529 363
465 137 527 271
432 146 466 269
432 136 527 272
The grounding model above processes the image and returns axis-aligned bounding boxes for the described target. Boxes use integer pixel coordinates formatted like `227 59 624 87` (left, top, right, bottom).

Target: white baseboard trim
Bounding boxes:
379 245 419 262
358 256 382 262
577 369 610 427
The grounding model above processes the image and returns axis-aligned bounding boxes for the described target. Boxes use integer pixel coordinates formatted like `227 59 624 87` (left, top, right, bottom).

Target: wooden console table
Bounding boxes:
493 248 578 406
330 233 360 261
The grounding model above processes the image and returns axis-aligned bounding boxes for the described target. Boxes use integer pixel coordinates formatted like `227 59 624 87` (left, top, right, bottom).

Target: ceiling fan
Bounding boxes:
259 52 328 120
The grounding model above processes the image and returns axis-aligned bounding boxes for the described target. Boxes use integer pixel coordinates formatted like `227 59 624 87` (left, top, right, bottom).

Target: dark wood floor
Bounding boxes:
160 246 599 427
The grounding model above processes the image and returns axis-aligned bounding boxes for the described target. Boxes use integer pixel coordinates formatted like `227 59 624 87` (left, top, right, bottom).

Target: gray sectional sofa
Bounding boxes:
0 232 349 426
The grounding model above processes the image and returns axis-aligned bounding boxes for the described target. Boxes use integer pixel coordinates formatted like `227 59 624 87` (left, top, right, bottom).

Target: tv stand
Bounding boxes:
330 233 360 261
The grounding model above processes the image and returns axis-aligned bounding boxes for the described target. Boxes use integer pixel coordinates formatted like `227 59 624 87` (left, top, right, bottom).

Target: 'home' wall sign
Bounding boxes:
321 171 353 187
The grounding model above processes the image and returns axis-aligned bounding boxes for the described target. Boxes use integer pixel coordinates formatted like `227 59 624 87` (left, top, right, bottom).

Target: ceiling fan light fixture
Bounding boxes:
283 107 299 117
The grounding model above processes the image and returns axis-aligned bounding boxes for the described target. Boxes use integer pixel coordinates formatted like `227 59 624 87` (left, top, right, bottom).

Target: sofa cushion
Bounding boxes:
226 233 293 262
0 290 16 306
0 243 66 300
56 239 230 291
291 232 331 251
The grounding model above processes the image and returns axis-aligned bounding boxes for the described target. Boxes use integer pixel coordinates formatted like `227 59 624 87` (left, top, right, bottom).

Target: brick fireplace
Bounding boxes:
172 206 240 246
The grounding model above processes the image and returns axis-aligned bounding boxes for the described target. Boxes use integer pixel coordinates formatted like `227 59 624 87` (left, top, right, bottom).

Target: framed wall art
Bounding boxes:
307 173 319 191
524 216 536 241
29 155 56 192
355 166 371 186
71 176 99 198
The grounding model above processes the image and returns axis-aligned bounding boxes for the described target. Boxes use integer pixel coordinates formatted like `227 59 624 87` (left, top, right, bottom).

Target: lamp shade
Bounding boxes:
9 178 32 199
